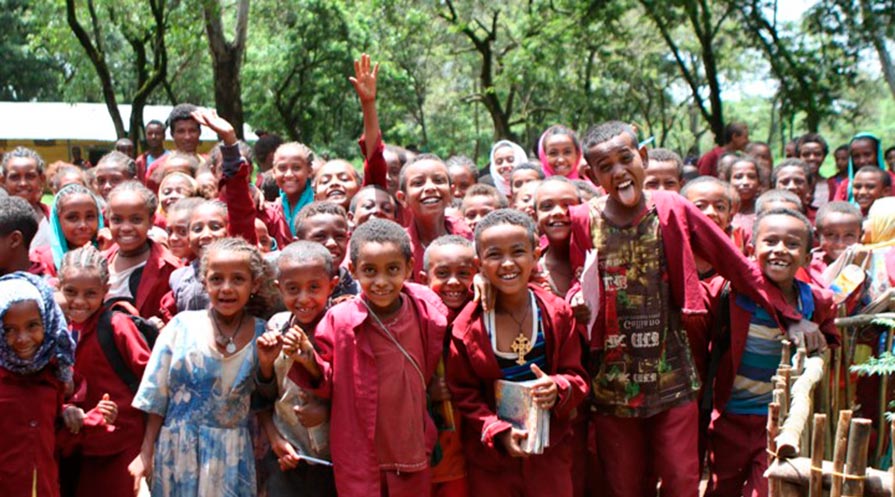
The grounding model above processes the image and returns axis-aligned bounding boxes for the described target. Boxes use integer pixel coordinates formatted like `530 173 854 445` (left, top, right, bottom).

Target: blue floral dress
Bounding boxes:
133 310 265 497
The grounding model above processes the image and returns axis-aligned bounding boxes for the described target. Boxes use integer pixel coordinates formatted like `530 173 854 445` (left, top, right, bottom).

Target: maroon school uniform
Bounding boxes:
406 215 473 284
697 146 724 177
63 309 150 497
448 285 588 497
833 170 895 201
0 367 67 497
104 240 181 321
289 283 447 497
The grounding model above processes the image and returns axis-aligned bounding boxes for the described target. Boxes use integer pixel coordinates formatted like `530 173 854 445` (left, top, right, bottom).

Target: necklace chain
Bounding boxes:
210 309 246 352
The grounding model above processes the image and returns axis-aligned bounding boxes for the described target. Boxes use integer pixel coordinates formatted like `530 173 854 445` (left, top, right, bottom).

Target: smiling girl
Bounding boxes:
31 184 104 277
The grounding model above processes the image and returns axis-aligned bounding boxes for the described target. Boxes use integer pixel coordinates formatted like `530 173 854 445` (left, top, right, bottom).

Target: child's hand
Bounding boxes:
569 291 591 325
270 432 302 471
96 393 118 425
63 406 86 434
256 331 283 369
128 451 152 495
529 364 558 410
427 376 451 402
349 53 379 105
786 318 827 355
497 427 529 458
294 390 328 428
96 227 113 250
190 108 237 146
472 274 495 313
282 325 315 364
530 268 553 292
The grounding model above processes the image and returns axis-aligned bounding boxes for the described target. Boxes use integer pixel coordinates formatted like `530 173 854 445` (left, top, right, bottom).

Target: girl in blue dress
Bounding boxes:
130 237 279 497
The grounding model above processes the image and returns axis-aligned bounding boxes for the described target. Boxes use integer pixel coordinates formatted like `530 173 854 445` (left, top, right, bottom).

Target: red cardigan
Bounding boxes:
69 308 150 456
568 190 804 349
104 240 181 321
447 285 589 471
0 367 66 497
288 283 447 497
704 278 840 410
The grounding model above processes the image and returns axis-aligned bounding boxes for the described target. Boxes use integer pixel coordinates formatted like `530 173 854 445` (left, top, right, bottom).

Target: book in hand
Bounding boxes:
494 379 550 454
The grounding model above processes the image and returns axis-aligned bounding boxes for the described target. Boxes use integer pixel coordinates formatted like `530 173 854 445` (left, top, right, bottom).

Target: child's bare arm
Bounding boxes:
191 108 237 146
129 413 163 493
350 53 380 160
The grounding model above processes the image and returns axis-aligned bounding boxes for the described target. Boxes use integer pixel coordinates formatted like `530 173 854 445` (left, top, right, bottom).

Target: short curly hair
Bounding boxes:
349 218 412 265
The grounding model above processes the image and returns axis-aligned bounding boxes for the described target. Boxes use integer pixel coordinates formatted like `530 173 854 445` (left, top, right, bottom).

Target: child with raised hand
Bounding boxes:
535 177 583 298
398 155 473 283
704 209 839 497
643 148 683 192
287 218 447 497
0 271 116 497
570 121 824 497
719 154 765 235
461 184 507 232
294 201 358 299
812 202 863 281
31 183 104 278
489 141 529 197
130 237 278 496
448 209 588 497
256 241 340 497
104 181 181 322
538 125 582 180
58 245 150 497
420 235 477 497
348 185 398 228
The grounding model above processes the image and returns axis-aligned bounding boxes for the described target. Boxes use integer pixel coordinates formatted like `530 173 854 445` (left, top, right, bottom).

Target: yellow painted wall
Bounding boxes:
0 139 217 165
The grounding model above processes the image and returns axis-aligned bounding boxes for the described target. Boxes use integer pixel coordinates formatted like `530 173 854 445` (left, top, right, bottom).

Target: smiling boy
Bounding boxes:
568 121 823 497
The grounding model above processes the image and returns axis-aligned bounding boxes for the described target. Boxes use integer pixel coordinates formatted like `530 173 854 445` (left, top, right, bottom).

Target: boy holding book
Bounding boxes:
569 121 824 497
448 209 588 497
287 218 447 497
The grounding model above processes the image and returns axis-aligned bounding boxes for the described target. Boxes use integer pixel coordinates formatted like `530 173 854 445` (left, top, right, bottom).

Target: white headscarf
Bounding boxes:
489 140 529 196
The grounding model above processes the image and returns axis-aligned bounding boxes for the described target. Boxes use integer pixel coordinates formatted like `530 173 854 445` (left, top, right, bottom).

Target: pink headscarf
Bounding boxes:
537 125 582 179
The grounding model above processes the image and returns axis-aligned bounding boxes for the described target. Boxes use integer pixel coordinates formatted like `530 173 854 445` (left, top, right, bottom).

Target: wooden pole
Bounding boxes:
832 346 842 459
833 410 854 497
777 356 826 458
782 340 792 367
843 418 872 496
769 402 782 497
765 458 894 496
810 414 827 497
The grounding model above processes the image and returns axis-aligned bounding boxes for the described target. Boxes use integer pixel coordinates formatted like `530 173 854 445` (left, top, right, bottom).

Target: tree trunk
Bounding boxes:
860 0 895 100
202 0 249 139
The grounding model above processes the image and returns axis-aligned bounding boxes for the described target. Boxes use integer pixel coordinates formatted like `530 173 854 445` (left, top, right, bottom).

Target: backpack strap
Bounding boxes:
701 281 731 412
97 309 142 393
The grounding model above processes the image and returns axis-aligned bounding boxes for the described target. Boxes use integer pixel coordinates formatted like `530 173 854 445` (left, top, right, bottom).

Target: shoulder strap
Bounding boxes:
97 309 142 393
701 281 731 412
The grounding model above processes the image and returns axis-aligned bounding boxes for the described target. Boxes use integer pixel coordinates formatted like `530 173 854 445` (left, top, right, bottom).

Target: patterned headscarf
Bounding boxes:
845 132 887 203
49 183 105 271
537 125 581 180
0 272 75 383
489 140 529 196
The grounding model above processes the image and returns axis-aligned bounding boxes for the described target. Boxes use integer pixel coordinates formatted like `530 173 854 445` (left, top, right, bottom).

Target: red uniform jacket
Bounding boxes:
568 191 804 350
289 283 447 497
697 146 724 177
360 134 388 189
31 244 56 277
104 240 181 321
258 201 294 251
69 308 150 455
407 215 473 284
833 171 895 201
218 145 258 245
0 367 65 497
704 278 840 410
447 285 589 471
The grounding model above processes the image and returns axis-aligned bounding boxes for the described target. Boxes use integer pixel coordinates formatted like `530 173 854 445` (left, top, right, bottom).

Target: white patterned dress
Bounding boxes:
133 311 265 497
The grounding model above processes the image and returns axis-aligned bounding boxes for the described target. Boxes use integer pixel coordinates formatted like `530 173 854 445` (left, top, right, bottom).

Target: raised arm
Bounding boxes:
350 53 387 188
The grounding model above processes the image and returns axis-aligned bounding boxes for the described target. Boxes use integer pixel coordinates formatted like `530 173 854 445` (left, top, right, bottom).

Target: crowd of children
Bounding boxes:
3 51 895 497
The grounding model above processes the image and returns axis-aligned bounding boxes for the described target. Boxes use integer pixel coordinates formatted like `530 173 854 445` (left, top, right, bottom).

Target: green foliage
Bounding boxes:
6 0 894 161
